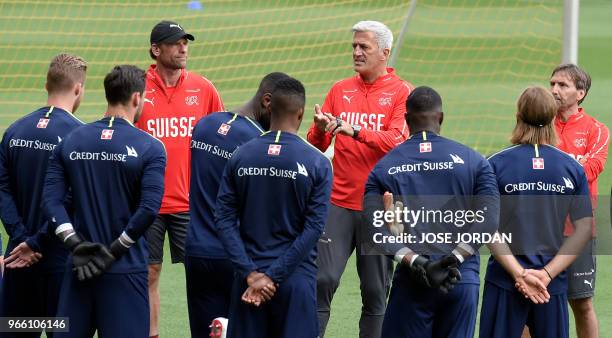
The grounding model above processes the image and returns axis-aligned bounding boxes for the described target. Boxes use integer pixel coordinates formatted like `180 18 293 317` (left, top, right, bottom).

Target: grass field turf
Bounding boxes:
1 1 610 337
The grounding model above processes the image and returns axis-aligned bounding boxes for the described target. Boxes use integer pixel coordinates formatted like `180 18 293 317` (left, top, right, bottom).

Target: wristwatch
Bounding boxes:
352 125 362 139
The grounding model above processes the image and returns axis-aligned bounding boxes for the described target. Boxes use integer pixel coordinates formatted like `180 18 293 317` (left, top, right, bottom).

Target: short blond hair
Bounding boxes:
46 53 87 94
510 86 558 145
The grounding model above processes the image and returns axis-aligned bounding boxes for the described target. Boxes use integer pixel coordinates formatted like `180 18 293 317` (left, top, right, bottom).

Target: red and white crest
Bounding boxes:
101 129 114 140
217 123 231 135
185 95 199 106
532 157 544 170
574 138 587 148
37 118 49 129
379 97 392 107
419 142 432 153
268 144 281 156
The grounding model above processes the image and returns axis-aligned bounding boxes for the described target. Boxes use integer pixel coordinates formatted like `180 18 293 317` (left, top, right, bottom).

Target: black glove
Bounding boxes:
72 242 114 281
436 255 462 293
61 232 83 251
109 238 130 258
410 255 461 293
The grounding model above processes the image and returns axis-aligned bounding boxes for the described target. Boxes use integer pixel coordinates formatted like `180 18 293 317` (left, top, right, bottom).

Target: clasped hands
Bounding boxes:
242 271 278 307
514 268 552 304
71 242 116 281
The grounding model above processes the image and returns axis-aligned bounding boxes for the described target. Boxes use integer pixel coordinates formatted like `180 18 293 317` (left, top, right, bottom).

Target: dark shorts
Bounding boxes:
228 270 318 338
145 212 189 264
55 270 149 338
185 256 234 338
0 267 64 338
480 281 569 338
382 266 479 338
567 239 596 300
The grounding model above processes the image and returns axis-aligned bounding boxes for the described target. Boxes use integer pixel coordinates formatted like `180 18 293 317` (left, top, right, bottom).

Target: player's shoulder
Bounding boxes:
184 71 218 90
487 144 522 162
131 124 166 153
295 134 332 167
4 114 33 136
401 79 415 92
329 76 358 91
392 79 414 97
196 112 263 134
196 111 232 126
438 135 484 158
583 112 610 134
239 115 265 134
61 112 86 127
388 72 414 93
7 107 48 130
60 122 93 145
43 106 84 124
370 147 396 175
542 144 582 168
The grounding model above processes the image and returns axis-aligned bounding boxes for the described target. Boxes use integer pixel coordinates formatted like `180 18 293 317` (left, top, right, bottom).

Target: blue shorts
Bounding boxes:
382 266 479 338
0 267 64 338
185 256 234 338
479 281 569 338
54 270 148 338
227 270 318 338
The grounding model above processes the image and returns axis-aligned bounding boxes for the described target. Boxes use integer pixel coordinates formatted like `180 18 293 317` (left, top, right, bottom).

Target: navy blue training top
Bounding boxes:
0 106 83 271
486 144 591 294
43 116 166 273
365 131 500 284
215 131 333 283
186 111 263 259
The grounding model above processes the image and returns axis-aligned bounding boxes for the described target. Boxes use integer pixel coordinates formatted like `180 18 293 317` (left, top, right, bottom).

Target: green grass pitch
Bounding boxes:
0 1 610 337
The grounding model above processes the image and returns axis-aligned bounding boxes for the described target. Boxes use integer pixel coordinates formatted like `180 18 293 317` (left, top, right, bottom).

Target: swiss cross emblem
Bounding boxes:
217 123 231 135
101 129 114 140
420 142 432 153
379 97 392 106
268 144 281 156
185 95 199 106
532 158 544 169
37 118 49 129
574 138 587 148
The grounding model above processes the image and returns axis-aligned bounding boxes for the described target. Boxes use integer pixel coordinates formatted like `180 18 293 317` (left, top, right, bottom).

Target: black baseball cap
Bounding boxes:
150 20 195 44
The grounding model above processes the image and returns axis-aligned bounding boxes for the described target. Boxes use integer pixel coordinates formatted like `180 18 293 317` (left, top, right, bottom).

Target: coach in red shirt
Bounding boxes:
307 20 413 338
136 20 224 338
550 64 608 338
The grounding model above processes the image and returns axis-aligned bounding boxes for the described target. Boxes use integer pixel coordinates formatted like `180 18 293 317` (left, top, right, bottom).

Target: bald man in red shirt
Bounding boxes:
550 64 608 338
136 21 224 338
307 21 413 338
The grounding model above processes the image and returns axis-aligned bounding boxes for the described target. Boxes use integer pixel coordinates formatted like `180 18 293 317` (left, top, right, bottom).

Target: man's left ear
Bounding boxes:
577 89 586 103
133 91 142 108
297 107 304 122
74 82 83 97
261 93 272 109
439 111 444 126
382 48 391 60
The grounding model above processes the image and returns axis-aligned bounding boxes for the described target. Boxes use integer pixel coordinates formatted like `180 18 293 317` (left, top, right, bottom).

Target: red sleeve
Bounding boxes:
204 79 224 117
356 83 412 152
306 87 335 152
582 121 609 183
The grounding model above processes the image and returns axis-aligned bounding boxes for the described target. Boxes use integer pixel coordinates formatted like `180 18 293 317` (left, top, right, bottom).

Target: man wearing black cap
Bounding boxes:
135 20 225 338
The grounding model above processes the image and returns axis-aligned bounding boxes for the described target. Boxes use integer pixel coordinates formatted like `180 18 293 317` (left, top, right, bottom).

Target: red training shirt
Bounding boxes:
136 65 224 214
307 68 413 211
555 107 609 235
